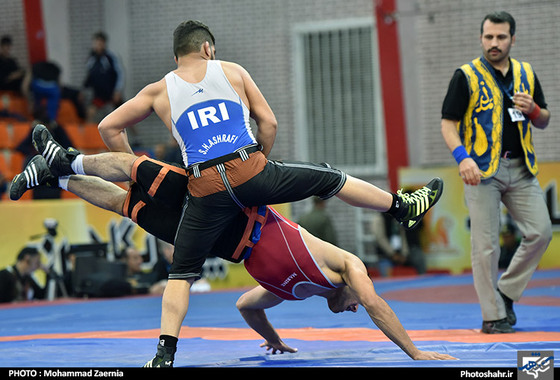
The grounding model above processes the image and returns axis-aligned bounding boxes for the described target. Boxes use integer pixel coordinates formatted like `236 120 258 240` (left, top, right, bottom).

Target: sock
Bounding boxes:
159 335 178 348
58 176 70 191
70 154 85 175
386 193 401 215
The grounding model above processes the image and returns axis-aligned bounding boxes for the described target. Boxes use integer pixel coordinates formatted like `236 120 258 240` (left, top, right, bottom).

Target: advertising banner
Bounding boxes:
399 163 560 274
0 200 292 291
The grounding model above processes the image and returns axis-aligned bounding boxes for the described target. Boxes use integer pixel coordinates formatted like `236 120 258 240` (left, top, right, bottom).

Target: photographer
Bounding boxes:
0 246 48 303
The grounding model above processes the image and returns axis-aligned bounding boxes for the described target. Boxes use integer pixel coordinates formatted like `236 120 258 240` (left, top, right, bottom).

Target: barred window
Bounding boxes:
294 19 385 176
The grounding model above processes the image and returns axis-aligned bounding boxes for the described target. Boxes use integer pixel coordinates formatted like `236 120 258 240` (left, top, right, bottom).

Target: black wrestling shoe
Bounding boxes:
9 155 57 200
393 177 444 230
32 124 80 177
498 289 517 326
143 343 176 368
481 318 515 334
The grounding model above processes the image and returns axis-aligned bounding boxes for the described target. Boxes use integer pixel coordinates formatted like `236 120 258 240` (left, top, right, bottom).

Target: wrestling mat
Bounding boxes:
1 269 558 372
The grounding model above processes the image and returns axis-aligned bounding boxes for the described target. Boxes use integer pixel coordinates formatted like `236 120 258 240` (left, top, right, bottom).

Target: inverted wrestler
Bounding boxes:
10 153 455 365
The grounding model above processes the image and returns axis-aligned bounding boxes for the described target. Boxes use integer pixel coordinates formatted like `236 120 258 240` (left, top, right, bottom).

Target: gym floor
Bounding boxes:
1 269 558 369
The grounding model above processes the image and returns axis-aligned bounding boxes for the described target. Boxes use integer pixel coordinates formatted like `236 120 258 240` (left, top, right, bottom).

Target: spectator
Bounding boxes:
153 138 182 164
499 222 520 269
152 240 173 281
153 143 167 161
372 212 426 276
22 61 62 123
84 31 124 122
298 197 338 246
0 35 25 93
0 246 47 303
17 118 73 157
148 240 174 294
121 246 156 294
0 169 7 198
162 138 182 163
20 57 85 123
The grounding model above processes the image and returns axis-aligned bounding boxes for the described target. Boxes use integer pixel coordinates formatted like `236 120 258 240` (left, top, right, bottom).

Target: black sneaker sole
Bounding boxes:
10 155 54 200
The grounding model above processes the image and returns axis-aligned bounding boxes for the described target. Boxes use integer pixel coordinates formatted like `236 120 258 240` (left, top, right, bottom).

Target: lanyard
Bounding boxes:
480 56 514 99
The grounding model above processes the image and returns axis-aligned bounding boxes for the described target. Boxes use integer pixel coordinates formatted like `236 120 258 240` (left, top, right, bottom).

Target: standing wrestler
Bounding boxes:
441 11 552 334
27 19 443 365
10 154 455 364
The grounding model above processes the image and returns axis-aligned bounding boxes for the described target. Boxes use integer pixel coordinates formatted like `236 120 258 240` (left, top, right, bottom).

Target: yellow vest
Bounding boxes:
459 56 538 178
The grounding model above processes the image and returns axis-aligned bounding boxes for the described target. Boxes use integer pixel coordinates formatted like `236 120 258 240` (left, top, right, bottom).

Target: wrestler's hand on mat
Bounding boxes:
413 350 457 360
260 340 298 354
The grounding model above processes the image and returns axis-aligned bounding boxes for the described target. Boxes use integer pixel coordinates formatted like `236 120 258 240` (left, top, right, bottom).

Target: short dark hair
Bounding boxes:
1 35 13 46
17 246 39 261
93 31 107 42
173 20 215 58
481 11 516 36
